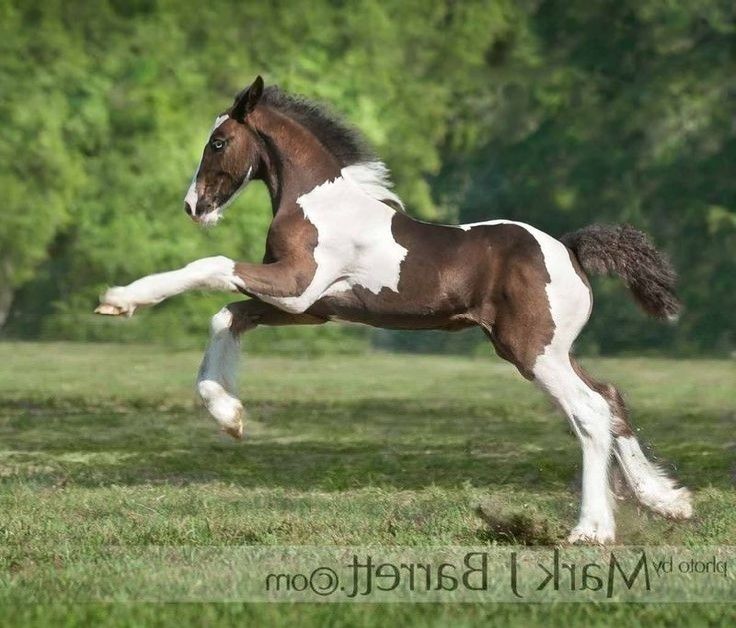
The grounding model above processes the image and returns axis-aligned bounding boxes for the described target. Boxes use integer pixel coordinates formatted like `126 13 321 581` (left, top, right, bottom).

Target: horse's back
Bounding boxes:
308 213 586 330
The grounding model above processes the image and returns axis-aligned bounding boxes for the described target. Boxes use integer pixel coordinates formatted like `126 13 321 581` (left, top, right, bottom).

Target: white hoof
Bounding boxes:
197 380 244 439
646 486 693 520
567 521 615 545
96 286 136 317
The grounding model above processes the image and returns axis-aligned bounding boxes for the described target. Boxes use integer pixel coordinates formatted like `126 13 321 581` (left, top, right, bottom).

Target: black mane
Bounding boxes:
259 86 374 167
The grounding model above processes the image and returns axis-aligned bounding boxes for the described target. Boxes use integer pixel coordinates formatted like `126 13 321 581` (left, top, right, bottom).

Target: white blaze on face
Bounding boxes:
184 114 229 215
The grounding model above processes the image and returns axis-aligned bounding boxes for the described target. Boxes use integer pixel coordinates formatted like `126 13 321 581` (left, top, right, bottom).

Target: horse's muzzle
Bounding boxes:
194 198 215 217
185 199 217 223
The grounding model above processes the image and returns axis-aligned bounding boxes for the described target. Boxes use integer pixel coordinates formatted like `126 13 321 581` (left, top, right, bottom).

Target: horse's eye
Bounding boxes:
211 139 225 151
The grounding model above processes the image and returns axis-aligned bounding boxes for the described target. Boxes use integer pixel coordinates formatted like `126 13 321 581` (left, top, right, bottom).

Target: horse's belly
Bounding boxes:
309 287 475 330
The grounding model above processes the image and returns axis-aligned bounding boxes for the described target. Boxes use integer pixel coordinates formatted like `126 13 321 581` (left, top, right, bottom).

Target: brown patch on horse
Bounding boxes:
227 299 327 336
471 224 555 379
233 210 319 299
311 217 556 379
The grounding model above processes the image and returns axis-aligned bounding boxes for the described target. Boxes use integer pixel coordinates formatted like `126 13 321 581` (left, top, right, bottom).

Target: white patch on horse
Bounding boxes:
184 114 229 214
259 162 408 314
341 161 404 209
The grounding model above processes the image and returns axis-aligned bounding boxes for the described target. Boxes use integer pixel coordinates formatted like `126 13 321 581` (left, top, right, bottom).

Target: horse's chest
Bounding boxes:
299 182 408 297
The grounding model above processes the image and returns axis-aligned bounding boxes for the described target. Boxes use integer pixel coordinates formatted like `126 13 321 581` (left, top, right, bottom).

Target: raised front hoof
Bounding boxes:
96 287 136 317
566 524 615 546
94 303 131 316
647 487 694 521
221 406 245 440
197 380 245 440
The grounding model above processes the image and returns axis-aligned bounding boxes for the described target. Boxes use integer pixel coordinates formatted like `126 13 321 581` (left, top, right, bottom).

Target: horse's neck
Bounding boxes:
252 107 342 215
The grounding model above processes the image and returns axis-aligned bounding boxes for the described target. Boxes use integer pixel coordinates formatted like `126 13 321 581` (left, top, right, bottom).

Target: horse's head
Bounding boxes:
184 76 265 225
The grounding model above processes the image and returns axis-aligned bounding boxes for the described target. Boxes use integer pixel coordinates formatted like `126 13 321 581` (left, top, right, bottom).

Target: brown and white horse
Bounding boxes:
96 76 692 544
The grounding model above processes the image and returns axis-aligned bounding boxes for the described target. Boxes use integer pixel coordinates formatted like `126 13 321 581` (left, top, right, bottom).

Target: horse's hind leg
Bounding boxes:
197 300 325 438
532 348 617 543
486 287 691 544
483 258 617 543
580 364 693 520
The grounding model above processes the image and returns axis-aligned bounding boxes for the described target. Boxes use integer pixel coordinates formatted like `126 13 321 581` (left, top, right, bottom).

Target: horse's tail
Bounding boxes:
561 224 681 322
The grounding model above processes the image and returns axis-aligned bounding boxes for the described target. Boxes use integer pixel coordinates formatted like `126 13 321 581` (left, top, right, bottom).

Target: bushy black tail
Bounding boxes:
561 224 681 321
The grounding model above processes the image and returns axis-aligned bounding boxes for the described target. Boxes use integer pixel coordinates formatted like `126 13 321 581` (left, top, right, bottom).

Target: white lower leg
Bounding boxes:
569 426 615 544
614 435 692 519
535 355 616 544
197 307 244 438
97 256 242 315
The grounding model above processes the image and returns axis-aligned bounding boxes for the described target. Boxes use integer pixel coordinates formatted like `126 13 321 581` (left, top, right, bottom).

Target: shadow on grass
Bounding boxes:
0 397 718 492
0 398 577 491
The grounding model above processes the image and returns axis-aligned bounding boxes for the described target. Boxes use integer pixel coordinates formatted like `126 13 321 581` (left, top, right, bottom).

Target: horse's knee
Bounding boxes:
210 306 234 334
209 302 257 337
573 413 613 449
225 301 262 335
569 359 633 439
534 355 613 444
210 301 260 336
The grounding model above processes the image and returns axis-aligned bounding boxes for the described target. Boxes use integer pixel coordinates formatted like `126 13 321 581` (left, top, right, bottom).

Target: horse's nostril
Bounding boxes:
195 200 213 216
184 202 193 216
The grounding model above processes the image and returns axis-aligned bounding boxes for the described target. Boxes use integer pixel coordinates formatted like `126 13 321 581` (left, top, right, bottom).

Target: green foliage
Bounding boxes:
1 0 734 354
0 1 86 322
438 0 736 354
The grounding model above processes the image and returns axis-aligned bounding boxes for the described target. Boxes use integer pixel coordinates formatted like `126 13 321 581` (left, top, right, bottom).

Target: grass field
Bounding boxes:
0 342 734 625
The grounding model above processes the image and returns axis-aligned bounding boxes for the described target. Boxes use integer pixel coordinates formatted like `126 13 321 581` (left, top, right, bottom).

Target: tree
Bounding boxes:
3 0 733 354
0 1 87 325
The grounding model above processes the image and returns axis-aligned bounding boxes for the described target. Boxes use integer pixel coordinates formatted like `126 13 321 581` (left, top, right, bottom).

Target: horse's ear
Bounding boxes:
231 75 264 122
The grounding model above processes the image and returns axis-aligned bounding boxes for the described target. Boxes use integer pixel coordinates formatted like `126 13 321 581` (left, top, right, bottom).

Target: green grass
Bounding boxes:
0 342 734 625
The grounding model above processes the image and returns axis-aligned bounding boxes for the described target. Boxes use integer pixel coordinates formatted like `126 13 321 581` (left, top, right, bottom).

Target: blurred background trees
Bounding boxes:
1 0 734 355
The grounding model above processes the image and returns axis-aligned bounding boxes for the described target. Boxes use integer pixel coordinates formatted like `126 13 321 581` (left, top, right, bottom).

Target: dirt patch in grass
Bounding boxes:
474 500 563 546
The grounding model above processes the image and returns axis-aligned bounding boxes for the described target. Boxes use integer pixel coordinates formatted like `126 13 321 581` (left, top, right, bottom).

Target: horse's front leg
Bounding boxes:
95 256 244 316
95 255 330 437
95 256 316 316
197 300 325 438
